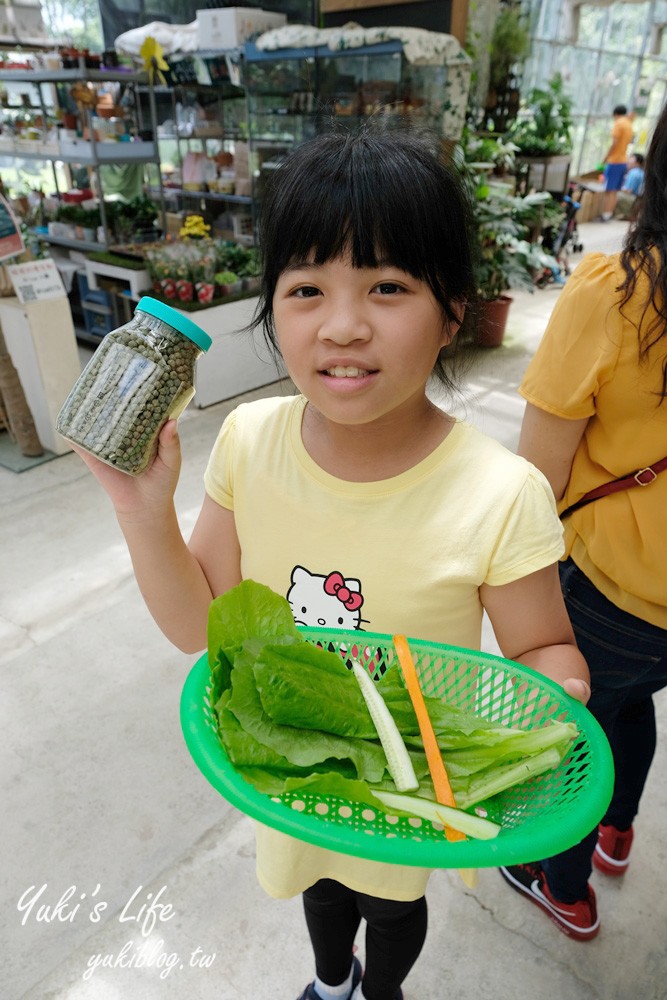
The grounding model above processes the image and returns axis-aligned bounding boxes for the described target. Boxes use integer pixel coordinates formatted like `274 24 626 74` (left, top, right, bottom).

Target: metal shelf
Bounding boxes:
158 186 252 205
34 233 106 252
9 142 159 165
0 68 147 84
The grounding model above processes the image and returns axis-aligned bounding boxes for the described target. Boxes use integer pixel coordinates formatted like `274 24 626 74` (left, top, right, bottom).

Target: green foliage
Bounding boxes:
55 202 98 227
106 195 158 241
215 270 240 285
454 133 562 301
507 74 574 156
474 188 564 300
462 129 519 175
87 250 148 270
488 7 530 89
215 242 260 277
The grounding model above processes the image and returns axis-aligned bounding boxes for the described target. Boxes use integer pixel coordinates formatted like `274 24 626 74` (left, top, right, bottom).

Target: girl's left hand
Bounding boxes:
563 677 591 705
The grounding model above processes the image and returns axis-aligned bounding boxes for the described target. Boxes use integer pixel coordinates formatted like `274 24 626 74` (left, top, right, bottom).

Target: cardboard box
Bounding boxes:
196 7 286 50
571 173 605 223
165 211 185 237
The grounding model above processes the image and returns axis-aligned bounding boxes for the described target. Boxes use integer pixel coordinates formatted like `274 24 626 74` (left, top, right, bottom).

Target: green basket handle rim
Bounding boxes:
180 630 614 869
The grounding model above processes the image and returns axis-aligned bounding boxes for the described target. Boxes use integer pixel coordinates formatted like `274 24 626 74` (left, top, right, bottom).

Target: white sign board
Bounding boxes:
6 258 66 304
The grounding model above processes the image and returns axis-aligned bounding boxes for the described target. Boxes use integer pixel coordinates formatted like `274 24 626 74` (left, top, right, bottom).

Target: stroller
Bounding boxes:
542 181 586 276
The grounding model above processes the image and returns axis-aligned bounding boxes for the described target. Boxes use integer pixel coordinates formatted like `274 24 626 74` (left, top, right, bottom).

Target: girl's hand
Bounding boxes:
563 677 591 705
69 420 182 517
481 566 591 706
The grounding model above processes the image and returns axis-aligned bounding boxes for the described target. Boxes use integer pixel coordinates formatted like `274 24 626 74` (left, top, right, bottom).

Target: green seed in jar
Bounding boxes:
56 300 210 475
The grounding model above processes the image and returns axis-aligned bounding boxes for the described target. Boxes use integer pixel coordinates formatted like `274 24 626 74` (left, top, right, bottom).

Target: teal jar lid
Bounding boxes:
136 296 212 352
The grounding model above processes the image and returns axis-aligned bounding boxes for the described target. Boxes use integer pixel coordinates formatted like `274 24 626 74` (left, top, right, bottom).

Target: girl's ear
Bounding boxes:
441 300 467 346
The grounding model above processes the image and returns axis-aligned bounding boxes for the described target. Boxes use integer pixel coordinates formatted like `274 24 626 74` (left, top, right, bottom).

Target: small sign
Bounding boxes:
6 258 66 304
0 195 25 261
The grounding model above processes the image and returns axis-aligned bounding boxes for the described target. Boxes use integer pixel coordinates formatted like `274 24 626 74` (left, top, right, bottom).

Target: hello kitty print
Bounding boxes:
287 566 367 631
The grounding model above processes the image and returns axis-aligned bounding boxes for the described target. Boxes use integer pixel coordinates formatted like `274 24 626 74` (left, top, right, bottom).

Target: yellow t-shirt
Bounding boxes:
608 115 634 163
204 395 564 899
520 252 667 628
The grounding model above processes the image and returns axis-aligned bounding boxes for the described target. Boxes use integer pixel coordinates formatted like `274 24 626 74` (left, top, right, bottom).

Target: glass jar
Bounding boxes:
56 296 212 475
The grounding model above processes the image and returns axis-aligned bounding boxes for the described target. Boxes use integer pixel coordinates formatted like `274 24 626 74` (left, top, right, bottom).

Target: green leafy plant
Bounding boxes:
461 128 519 177
215 241 259 275
108 195 158 242
214 269 240 286
475 188 563 300
455 135 562 301
80 205 101 229
507 74 574 157
488 7 530 90
56 202 87 225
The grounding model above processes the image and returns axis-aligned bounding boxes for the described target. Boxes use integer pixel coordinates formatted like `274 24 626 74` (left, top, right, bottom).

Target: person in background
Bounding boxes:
622 152 645 196
500 100 667 942
615 152 646 220
600 104 634 220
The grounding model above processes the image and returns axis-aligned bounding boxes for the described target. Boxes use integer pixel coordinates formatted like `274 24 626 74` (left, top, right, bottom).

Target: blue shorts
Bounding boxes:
603 162 626 191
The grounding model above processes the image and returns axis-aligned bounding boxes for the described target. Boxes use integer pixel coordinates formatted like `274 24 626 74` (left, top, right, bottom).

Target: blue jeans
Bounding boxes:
542 558 667 901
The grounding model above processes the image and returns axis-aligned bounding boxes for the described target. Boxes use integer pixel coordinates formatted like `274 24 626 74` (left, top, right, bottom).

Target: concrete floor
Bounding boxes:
2 220 666 1000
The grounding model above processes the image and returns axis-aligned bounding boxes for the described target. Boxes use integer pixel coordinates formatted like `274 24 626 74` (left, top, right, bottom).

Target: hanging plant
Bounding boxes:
488 7 530 91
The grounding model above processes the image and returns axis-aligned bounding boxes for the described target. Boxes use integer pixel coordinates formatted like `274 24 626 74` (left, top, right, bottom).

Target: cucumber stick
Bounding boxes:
373 790 501 841
352 661 419 792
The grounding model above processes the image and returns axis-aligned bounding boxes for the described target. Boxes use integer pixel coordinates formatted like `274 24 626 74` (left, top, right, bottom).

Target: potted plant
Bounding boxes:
507 74 574 196
476 186 565 344
81 205 101 242
214 269 241 297
55 202 83 238
456 137 561 346
221 244 261 292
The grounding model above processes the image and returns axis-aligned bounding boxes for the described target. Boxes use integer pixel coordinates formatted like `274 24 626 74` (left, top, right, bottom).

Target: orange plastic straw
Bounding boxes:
392 634 465 842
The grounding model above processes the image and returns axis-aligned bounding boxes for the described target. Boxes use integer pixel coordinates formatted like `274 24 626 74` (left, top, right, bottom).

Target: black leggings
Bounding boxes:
302 879 428 1000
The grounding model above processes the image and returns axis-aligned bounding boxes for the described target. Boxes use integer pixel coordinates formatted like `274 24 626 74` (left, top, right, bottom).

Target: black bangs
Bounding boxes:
260 130 472 289
250 126 478 391
271 136 433 274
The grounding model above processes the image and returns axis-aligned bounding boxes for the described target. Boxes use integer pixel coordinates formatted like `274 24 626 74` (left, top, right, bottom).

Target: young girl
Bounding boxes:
73 127 590 1000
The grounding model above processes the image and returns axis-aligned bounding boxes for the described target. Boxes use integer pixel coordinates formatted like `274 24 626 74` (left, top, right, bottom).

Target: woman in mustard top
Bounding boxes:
500 100 667 941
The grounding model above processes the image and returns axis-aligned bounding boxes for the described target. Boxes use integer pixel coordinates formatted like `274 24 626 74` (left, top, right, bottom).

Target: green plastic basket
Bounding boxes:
181 628 614 868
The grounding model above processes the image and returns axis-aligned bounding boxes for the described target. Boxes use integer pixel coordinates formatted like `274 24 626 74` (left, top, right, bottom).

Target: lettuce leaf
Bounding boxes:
208 580 300 703
253 643 377 738
207 582 577 816
224 643 388 782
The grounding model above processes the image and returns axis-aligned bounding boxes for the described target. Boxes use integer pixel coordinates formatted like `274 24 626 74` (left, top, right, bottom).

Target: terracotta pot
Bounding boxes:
477 295 512 347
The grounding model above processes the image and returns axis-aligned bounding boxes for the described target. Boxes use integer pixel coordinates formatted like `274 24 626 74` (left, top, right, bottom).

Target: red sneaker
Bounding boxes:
593 823 634 876
500 862 600 941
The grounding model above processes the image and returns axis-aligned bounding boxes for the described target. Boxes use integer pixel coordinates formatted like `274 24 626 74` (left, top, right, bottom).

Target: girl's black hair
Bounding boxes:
251 124 478 391
619 99 667 401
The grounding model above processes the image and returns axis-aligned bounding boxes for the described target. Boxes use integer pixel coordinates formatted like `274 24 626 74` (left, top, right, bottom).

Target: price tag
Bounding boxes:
6 258 66 304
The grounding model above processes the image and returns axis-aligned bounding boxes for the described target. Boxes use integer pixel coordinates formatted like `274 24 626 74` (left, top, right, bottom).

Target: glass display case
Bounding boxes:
141 30 471 245
243 34 471 226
